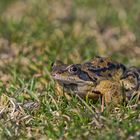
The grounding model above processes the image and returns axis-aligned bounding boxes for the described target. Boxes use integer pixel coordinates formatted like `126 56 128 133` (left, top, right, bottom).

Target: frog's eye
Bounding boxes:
68 65 79 74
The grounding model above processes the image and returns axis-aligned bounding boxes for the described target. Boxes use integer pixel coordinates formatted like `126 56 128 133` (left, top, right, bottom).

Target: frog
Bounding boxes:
81 56 126 111
51 56 127 111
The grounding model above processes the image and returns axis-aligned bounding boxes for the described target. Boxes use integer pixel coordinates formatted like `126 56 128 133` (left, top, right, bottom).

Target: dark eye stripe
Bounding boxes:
78 71 91 81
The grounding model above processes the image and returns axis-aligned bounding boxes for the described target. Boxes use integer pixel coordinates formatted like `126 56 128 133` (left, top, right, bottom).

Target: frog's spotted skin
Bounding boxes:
51 56 140 111
93 80 123 112
121 66 140 90
82 56 126 82
120 66 140 100
81 56 126 111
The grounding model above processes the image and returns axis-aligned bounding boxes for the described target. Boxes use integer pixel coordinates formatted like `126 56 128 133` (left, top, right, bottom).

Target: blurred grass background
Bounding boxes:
0 0 140 139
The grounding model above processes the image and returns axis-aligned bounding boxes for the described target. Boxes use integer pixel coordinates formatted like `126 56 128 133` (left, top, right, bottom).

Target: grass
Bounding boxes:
0 0 140 139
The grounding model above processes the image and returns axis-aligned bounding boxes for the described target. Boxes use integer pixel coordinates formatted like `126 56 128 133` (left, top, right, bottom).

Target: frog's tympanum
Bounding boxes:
51 56 140 111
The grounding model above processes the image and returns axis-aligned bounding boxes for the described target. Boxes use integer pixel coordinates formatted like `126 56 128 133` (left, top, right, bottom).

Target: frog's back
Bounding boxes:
81 56 126 82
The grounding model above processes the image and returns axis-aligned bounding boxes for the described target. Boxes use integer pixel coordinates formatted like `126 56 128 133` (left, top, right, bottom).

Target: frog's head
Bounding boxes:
51 60 94 84
51 60 98 98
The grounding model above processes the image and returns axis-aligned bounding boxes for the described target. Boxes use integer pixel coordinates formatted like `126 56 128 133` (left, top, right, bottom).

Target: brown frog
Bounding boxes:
51 56 139 111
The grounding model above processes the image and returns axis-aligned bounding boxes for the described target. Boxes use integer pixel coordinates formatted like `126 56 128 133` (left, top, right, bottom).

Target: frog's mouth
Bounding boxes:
52 74 93 85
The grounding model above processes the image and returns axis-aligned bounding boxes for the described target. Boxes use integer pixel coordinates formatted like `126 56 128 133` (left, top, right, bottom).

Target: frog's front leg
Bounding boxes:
92 80 122 112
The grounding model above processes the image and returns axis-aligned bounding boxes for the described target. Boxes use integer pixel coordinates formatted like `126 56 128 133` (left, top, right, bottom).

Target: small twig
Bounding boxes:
9 98 16 118
0 107 6 115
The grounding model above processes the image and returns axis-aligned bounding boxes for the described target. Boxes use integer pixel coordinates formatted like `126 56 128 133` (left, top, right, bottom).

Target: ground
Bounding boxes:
0 0 140 139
